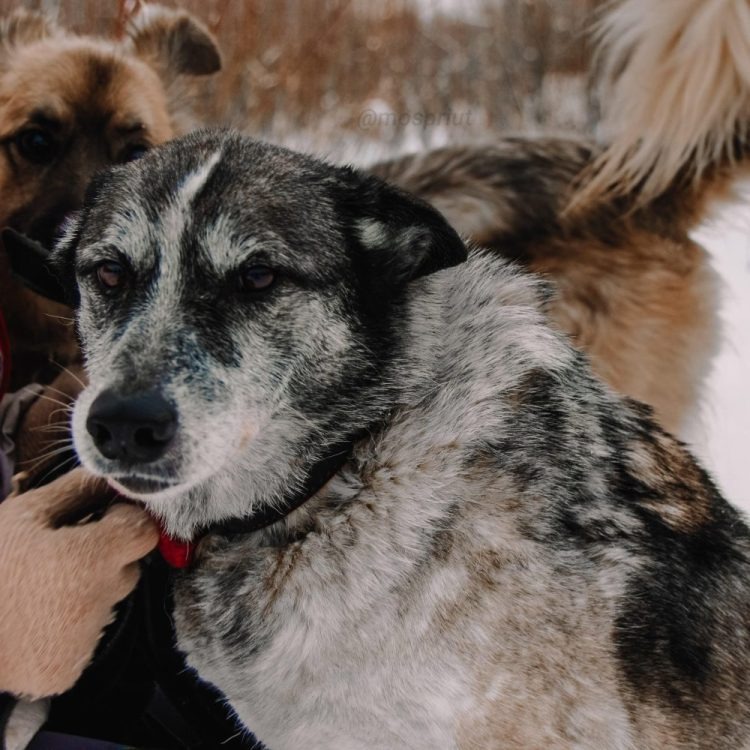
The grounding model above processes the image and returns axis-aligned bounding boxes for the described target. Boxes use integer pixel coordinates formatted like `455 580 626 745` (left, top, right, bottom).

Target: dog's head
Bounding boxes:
55 130 467 537
0 5 220 371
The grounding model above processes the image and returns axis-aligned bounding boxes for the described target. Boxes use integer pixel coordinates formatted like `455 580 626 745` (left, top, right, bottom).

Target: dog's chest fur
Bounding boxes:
172 253 736 749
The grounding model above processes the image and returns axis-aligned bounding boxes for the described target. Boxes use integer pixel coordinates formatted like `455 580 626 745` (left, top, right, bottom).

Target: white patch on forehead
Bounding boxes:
76 149 222 271
180 149 223 205
161 148 223 242
57 211 81 247
104 149 222 336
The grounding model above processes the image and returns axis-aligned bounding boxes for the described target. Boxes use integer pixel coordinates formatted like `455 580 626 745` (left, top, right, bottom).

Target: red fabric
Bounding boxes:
157 525 195 569
0 307 10 398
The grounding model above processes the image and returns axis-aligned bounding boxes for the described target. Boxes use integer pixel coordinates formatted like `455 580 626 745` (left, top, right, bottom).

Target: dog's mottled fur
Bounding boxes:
372 0 750 436
0 5 220 387
59 130 750 749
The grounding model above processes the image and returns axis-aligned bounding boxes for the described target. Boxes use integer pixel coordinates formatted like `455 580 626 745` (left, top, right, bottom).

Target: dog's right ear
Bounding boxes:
0 9 60 64
126 4 222 80
50 211 83 308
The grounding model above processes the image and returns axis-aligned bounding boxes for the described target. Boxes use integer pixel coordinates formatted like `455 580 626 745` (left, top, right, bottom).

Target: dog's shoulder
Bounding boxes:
410 253 750 739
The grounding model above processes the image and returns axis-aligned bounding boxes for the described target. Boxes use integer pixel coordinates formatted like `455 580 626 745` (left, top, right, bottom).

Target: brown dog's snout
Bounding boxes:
86 389 177 465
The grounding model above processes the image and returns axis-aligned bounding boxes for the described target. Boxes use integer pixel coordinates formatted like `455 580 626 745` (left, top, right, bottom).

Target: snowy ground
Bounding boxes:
689 193 750 515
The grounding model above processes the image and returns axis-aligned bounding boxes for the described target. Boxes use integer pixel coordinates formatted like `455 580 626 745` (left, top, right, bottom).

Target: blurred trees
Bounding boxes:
1 0 606 153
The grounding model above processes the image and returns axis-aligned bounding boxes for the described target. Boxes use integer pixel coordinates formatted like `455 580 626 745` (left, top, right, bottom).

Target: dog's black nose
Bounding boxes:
86 390 177 464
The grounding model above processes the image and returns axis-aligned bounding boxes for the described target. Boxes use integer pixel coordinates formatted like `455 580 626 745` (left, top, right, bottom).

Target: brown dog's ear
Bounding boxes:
126 4 222 80
0 9 60 61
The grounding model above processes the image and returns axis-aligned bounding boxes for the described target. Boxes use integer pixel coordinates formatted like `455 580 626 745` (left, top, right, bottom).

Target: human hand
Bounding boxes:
0 467 158 699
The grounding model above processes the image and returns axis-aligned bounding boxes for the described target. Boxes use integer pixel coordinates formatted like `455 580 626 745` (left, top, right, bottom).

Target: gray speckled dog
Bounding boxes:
57 130 750 750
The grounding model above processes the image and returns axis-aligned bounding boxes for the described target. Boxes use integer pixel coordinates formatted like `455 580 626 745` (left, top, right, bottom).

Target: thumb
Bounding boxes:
23 468 115 525
78 502 159 565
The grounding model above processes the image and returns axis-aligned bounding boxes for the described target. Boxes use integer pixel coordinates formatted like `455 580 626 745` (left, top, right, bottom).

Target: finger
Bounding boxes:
83 502 159 564
23 468 115 522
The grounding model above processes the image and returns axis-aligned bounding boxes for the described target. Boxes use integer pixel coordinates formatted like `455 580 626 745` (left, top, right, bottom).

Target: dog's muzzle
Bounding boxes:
86 389 177 464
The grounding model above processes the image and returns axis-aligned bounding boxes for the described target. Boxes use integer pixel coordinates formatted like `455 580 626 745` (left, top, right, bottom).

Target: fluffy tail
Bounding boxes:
571 0 750 211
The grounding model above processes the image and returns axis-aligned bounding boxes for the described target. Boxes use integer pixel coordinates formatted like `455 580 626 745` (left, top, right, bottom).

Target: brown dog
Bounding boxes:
372 0 747 437
372 137 718 437
0 5 221 389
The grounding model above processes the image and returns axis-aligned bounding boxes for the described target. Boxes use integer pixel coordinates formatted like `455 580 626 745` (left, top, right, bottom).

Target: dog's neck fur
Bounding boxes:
183 251 572 547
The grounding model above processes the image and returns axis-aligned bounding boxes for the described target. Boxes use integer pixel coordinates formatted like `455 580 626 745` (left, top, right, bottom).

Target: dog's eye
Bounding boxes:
238 266 275 293
15 128 59 164
96 261 126 291
120 143 149 163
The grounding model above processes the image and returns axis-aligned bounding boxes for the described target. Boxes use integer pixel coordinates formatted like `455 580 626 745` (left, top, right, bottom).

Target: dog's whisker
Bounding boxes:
29 423 72 433
53 364 87 390
34 454 79 488
46 405 74 422
40 383 78 402
18 383 74 407
22 435 74 454
24 392 74 410
29 440 75 459
43 313 76 324
20 443 75 474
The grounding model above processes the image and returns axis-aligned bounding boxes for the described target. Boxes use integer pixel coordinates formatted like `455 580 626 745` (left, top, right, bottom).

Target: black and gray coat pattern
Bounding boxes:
57 131 750 750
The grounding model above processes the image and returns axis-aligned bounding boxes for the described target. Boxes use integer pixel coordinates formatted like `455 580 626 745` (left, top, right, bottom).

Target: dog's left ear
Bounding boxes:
125 4 222 80
339 171 468 289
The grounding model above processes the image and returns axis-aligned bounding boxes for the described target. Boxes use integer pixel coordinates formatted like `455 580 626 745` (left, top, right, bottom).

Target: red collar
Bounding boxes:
157 528 195 569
